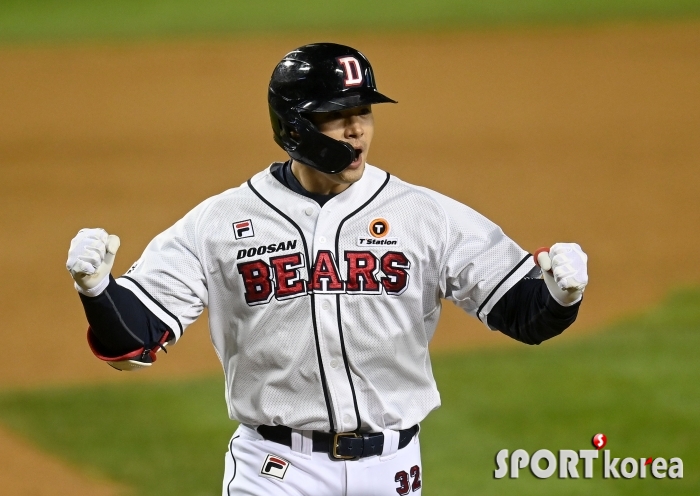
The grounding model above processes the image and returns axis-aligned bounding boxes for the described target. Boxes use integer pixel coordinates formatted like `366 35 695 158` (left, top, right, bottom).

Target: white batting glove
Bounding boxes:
535 243 588 306
66 228 121 297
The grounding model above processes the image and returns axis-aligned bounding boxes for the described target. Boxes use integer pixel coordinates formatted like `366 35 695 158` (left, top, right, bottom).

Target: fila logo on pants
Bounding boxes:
260 454 290 480
237 250 411 306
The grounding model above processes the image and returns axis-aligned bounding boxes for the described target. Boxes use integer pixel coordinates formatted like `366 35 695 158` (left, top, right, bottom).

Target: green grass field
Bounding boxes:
2 0 700 42
2 0 697 493
0 288 698 495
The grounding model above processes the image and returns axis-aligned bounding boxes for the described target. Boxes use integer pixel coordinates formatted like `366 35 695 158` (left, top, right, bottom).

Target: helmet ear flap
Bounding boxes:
269 105 297 149
269 103 355 174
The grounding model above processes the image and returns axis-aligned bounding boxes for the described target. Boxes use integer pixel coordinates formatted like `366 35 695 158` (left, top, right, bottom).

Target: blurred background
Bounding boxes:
1 1 699 494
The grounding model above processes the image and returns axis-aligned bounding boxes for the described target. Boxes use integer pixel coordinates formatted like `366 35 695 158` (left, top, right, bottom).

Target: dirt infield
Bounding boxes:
0 425 121 496
1 21 699 494
2 21 699 388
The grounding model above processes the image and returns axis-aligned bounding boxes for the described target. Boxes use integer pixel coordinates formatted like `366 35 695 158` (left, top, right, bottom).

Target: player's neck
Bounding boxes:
291 161 353 196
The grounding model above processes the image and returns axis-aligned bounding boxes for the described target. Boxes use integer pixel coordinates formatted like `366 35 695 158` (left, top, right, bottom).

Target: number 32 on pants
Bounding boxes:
395 465 422 494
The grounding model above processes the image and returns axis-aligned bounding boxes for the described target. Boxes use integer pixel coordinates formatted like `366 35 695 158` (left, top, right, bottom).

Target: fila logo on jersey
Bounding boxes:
233 219 255 240
260 454 290 480
337 56 363 87
237 250 410 306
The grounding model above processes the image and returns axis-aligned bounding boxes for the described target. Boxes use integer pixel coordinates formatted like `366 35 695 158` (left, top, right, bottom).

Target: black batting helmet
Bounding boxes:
268 43 397 174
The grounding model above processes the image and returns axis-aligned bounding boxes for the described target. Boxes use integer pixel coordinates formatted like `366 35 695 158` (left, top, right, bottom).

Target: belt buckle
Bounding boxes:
332 432 360 460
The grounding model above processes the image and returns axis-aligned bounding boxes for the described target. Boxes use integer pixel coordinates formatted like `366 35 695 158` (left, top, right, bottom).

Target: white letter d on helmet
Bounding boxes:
337 56 363 87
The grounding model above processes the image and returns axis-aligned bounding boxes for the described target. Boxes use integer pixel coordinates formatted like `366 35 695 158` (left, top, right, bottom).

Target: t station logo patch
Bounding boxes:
233 219 255 240
369 218 390 238
260 454 290 480
358 218 399 246
494 433 683 480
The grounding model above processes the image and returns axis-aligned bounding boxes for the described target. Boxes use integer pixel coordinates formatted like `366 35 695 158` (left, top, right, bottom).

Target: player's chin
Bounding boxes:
338 160 365 182
345 159 364 172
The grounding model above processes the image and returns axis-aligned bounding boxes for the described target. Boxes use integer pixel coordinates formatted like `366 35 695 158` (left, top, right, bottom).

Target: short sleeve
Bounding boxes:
116 199 212 343
423 189 535 327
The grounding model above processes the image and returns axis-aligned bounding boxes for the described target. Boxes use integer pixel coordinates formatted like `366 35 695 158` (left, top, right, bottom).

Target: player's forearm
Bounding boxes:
488 278 580 345
79 275 171 357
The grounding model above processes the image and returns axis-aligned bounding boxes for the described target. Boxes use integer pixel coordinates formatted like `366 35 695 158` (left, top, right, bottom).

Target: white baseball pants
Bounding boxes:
223 424 423 495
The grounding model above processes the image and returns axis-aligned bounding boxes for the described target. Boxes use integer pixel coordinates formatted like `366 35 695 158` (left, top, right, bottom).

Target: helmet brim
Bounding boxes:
296 90 397 113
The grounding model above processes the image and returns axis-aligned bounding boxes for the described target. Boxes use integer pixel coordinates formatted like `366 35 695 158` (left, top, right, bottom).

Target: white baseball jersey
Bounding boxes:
117 164 535 433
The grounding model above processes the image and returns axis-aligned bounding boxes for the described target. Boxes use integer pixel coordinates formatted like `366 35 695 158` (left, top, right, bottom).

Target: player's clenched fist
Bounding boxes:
66 228 120 297
536 243 588 306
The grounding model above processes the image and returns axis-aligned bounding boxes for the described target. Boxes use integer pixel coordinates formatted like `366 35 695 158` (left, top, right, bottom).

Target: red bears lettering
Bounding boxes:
345 251 380 294
237 250 411 305
381 252 410 295
237 260 274 305
309 250 345 293
269 253 307 300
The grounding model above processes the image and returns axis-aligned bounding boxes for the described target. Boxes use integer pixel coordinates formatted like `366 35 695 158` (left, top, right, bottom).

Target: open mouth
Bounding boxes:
353 148 362 161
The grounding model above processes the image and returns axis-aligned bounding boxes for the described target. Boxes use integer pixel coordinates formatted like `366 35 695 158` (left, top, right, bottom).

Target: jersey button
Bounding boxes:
343 414 352 424
321 301 330 310
319 236 326 243
304 207 313 216
330 359 339 368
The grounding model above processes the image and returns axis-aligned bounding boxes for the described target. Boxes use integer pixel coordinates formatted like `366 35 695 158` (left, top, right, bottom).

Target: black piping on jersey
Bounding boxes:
334 171 391 432
120 275 184 337
476 253 532 323
247 179 336 432
226 435 239 495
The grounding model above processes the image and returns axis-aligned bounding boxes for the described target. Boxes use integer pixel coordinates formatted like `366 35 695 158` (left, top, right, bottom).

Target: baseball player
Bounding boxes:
66 43 588 495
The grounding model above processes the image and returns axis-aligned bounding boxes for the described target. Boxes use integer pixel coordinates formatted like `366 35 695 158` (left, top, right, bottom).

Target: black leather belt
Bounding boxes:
257 425 419 460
